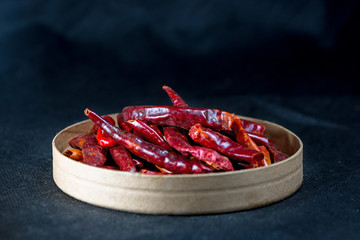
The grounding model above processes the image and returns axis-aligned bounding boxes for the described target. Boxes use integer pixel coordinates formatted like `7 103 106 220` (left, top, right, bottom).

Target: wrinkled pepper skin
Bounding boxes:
69 134 97 149
68 134 108 166
121 106 235 131
85 108 213 174
82 139 108 167
189 124 263 165
162 85 189 107
266 141 288 163
241 119 267 135
109 146 136 172
257 146 271 166
116 113 134 132
91 115 115 134
127 119 172 151
248 133 287 163
248 133 269 146
162 127 191 156
163 126 234 171
230 117 260 150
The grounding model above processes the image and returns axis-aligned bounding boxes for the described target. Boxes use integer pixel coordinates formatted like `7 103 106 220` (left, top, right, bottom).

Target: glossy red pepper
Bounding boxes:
247 132 287 163
84 108 213 174
257 146 271 166
248 133 269 146
149 124 163 137
266 141 288 163
188 123 263 165
91 115 115 134
162 127 191 156
109 145 136 172
162 85 189 107
231 117 273 166
121 106 235 131
230 117 260 150
116 113 134 132
121 106 261 153
160 89 260 164
96 116 117 147
127 119 172 151
163 126 233 171
241 119 267 135
96 128 118 148
160 88 266 147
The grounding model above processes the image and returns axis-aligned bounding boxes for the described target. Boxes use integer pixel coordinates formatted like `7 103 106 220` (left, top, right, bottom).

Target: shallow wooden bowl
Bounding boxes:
52 114 303 215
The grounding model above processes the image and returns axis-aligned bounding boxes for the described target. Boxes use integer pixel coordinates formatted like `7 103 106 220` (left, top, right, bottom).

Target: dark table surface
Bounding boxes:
1 1 359 239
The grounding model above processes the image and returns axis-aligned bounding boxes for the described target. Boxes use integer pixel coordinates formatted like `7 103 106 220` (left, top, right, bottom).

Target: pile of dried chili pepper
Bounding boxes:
64 86 288 174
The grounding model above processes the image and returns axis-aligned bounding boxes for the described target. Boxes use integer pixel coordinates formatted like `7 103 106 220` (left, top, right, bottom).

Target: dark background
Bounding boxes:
0 1 359 239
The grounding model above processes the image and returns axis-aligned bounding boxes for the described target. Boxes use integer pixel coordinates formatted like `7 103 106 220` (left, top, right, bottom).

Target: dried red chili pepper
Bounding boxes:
163 126 234 171
96 128 118 148
162 127 191 156
257 146 271 166
94 115 118 148
68 134 108 166
266 141 288 163
121 107 260 152
84 108 213 174
82 139 108 167
109 146 136 172
162 85 189 107
69 134 96 149
231 118 274 166
230 117 259 150
248 133 287 163
116 113 134 132
127 119 172 151
63 149 83 161
241 119 266 135
188 123 263 166
248 133 269 146
161 88 265 154
91 115 115 134
121 106 235 131
149 124 163 137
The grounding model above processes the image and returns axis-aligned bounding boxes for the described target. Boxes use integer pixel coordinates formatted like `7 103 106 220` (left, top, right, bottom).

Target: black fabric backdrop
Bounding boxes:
0 1 359 239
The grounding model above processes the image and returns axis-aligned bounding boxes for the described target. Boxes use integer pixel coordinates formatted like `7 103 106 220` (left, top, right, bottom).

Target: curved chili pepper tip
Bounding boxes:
162 85 189 108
